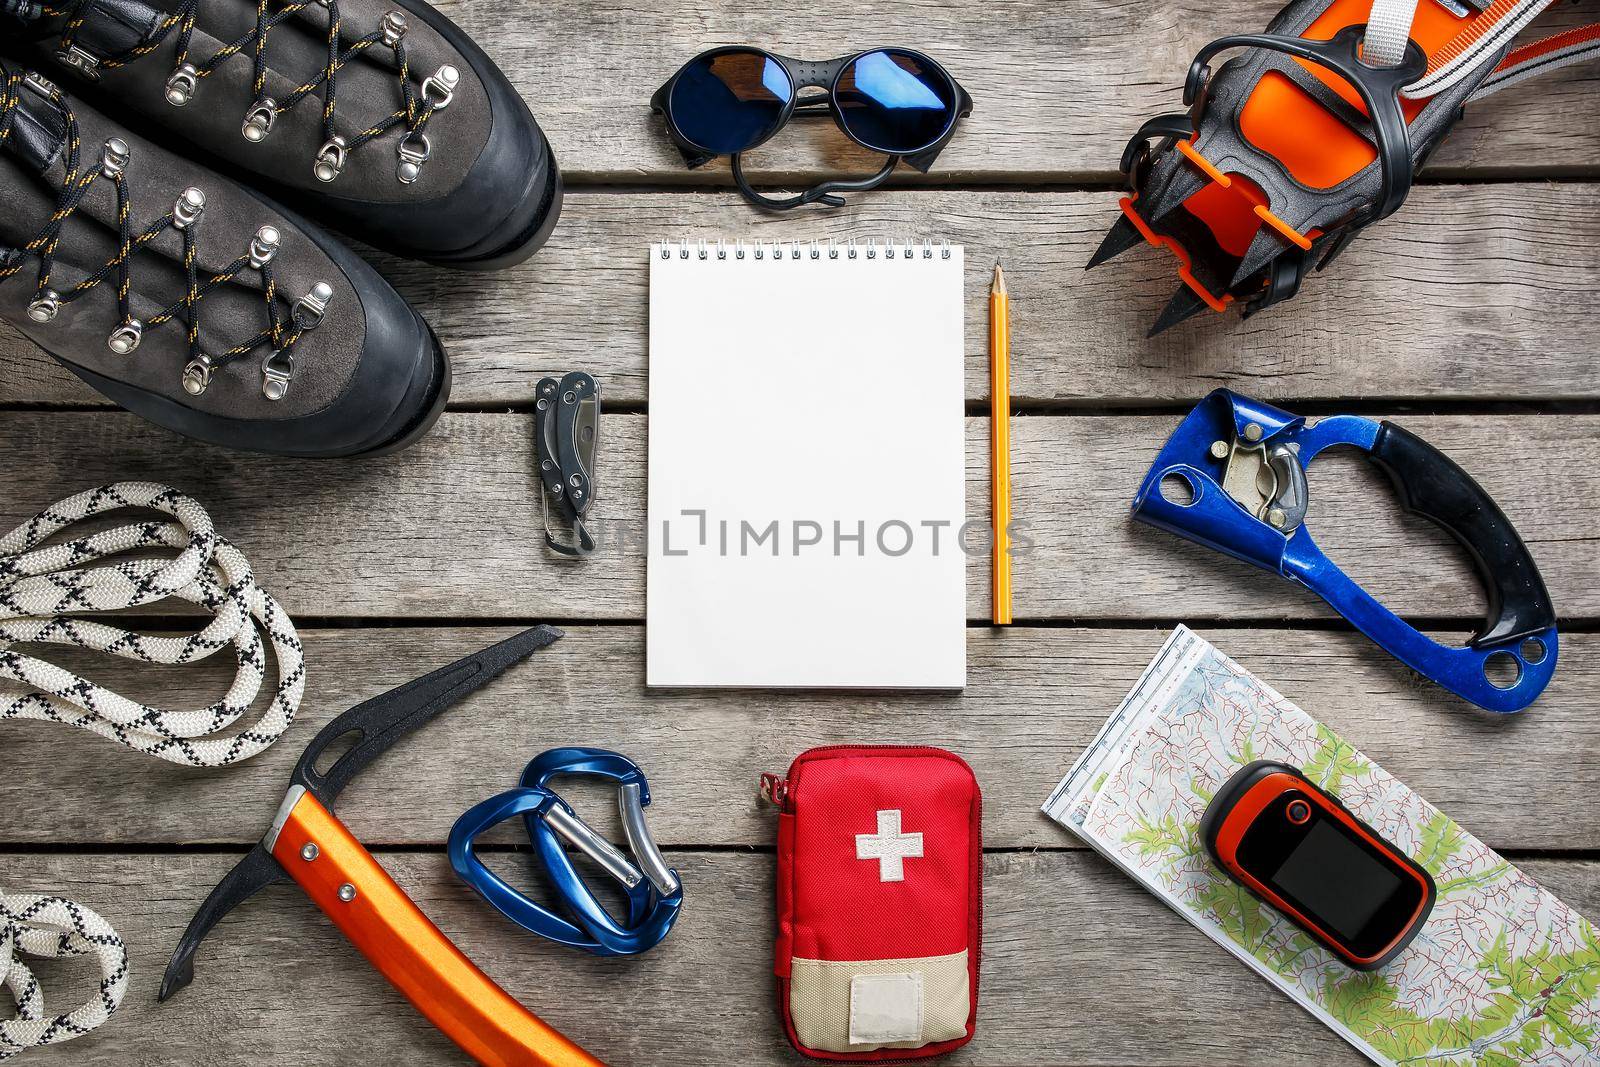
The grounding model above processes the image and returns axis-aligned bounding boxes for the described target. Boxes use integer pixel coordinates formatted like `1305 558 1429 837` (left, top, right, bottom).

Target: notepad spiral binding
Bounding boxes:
658 238 954 261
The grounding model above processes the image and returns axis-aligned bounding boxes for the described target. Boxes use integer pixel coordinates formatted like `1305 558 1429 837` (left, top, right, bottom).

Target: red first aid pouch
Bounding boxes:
763 746 982 1061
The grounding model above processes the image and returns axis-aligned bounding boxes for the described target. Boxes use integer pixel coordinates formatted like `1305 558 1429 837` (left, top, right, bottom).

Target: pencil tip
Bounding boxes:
992 262 1006 294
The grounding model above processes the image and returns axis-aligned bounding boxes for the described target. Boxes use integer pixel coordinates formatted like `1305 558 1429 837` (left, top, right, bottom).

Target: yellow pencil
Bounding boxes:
990 263 1012 626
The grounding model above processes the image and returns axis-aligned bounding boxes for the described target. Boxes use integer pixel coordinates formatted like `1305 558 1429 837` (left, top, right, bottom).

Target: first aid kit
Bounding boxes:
762 745 982 1060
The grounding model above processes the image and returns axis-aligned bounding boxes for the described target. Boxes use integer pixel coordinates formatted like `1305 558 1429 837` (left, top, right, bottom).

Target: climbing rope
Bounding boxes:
38 0 458 184
0 62 332 400
0 891 127 1061
0 483 304 766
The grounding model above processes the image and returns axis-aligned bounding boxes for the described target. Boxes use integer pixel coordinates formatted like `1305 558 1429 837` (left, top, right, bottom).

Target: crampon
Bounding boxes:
1091 0 1600 334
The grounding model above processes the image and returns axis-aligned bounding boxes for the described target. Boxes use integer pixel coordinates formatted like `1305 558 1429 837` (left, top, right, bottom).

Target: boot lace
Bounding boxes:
0 65 331 402
42 0 458 185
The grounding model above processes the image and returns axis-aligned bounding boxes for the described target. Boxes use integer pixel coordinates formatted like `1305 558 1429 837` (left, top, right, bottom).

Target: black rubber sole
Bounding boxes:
359 321 452 457
424 152 564 271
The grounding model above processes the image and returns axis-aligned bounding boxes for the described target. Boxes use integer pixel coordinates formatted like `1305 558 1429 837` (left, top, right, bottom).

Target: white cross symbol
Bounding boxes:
855 809 924 883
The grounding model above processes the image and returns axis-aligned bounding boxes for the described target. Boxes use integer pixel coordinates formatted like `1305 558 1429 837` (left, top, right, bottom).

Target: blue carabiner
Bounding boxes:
1132 390 1559 713
448 747 683 956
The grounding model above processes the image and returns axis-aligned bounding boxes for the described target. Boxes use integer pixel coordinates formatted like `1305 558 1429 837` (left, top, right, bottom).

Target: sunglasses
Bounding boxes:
651 47 974 211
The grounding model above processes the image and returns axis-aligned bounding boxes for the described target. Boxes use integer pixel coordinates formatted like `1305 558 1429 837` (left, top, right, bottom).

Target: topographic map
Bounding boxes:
1043 626 1600 1066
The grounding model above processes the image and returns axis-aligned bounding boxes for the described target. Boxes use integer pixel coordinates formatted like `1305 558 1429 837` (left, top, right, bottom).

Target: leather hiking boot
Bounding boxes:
0 58 449 456
3 0 561 269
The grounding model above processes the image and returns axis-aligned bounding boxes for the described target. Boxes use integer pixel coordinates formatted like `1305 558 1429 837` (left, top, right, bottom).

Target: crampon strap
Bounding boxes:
1363 0 1600 98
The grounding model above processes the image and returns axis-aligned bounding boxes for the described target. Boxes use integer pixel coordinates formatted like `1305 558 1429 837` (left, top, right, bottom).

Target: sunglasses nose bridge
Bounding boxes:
779 56 849 93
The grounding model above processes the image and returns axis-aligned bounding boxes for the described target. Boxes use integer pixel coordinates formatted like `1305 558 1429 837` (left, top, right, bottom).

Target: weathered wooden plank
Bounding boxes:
435 0 1600 183
6 185 1600 407
0 411 1593 623
2 626 1594 850
9 850 1598 1066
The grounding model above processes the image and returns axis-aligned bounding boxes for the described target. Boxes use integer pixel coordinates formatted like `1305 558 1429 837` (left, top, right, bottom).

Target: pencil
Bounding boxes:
990 263 1013 626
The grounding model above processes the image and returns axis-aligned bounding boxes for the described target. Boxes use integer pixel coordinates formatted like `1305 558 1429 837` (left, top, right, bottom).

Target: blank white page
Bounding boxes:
647 242 967 689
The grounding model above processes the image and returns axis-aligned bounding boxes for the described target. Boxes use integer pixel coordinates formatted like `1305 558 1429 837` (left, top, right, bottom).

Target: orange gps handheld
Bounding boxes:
1200 761 1435 971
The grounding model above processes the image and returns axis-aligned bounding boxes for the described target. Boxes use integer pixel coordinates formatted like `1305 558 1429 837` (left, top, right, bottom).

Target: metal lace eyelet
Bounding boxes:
380 10 408 46
261 350 293 401
172 187 206 230
292 282 334 330
27 289 61 323
250 226 281 269
242 98 277 142
56 45 101 81
396 132 431 184
313 136 349 183
421 65 459 110
23 72 59 97
100 137 130 179
108 319 143 354
165 63 198 107
182 353 215 395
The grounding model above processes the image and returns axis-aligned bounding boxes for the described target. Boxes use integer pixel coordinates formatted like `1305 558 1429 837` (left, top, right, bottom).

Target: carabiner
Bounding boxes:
448 747 682 956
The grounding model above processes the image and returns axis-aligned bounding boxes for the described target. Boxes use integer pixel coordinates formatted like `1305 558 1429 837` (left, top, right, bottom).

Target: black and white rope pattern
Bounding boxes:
0 483 304 765
0 890 127 1060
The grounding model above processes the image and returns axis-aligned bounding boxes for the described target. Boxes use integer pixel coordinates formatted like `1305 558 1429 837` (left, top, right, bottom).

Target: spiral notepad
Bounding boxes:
647 239 967 689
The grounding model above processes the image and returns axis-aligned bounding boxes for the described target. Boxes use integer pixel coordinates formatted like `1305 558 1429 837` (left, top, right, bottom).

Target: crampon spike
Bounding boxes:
1229 226 1295 291
1148 286 1212 338
1087 214 1143 270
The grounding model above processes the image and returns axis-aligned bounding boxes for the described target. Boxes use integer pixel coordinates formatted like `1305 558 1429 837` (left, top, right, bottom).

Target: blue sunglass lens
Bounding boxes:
835 50 959 155
669 50 793 156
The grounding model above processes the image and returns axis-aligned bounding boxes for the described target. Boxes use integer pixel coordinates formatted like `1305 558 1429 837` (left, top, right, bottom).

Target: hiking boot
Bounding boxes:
0 58 449 456
4 0 561 269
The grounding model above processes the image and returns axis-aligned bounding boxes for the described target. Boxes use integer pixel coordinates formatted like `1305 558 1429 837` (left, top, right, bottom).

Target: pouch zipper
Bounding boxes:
760 743 951 815
759 772 790 810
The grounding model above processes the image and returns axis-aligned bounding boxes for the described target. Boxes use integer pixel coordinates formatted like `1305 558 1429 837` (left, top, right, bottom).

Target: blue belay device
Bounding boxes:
1132 390 1557 713
448 748 682 956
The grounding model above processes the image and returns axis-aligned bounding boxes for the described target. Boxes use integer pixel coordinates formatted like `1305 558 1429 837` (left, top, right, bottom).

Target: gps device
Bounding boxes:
1200 761 1436 970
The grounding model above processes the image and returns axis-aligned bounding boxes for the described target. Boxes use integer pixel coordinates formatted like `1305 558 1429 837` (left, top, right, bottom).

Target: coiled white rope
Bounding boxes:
0 891 127 1060
0 482 304 766
0 485 304 1057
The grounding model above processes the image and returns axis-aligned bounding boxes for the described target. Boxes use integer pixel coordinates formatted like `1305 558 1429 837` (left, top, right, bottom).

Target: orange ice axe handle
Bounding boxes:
269 788 605 1067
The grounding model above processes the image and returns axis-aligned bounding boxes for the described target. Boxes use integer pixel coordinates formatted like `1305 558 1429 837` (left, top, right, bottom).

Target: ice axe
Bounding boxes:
159 627 605 1067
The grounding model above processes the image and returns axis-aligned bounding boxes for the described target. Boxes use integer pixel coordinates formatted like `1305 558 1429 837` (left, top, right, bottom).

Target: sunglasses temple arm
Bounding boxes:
731 154 900 212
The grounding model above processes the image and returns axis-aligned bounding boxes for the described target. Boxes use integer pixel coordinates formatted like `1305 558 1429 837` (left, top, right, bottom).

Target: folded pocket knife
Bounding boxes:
535 372 600 557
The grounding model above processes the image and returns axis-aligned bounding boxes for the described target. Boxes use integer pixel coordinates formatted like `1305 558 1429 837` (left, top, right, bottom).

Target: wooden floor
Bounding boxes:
4 1 1600 1064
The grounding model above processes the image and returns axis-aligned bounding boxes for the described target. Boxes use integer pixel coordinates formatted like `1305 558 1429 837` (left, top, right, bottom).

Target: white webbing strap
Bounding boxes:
0 482 304 766
1362 0 1423 68
1360 0 1599 99
1405 0 1562 96
0 891 127 1060
1469 22 1600 99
